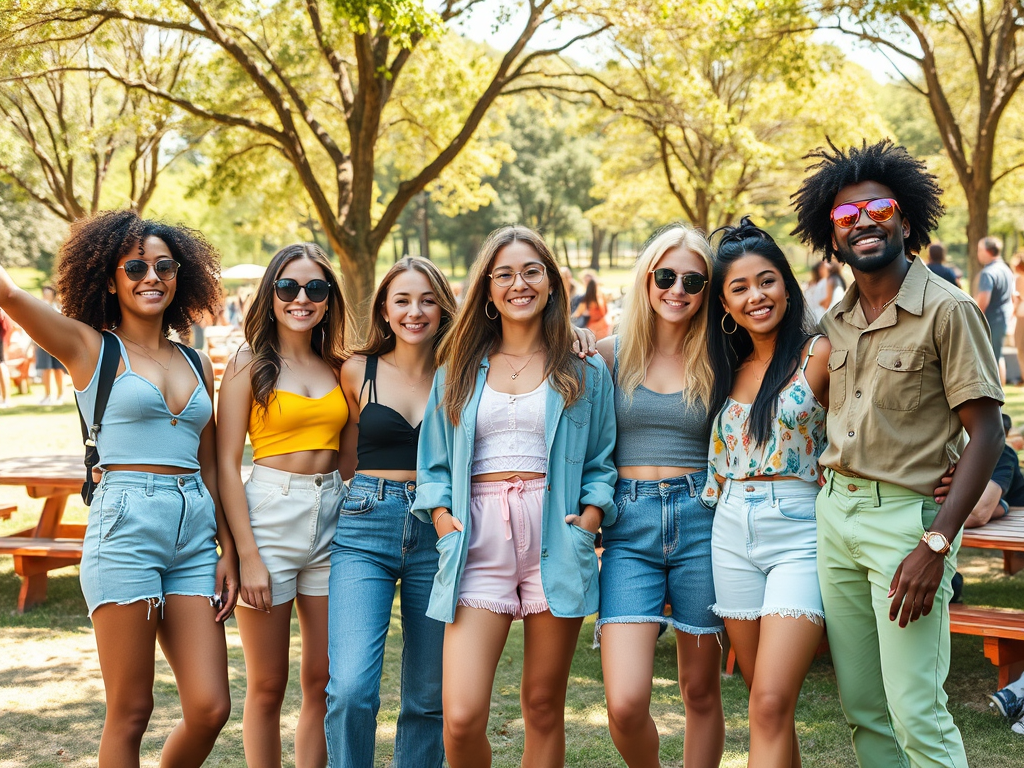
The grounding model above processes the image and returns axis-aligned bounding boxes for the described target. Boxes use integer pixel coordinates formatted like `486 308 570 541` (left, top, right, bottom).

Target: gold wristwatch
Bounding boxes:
921 530 951 556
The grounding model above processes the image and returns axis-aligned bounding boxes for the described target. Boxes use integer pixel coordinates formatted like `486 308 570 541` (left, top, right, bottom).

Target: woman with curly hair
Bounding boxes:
594 224 725 768
413 226 616 767
0 210 238 767
216 243 347 768
325 257 456 768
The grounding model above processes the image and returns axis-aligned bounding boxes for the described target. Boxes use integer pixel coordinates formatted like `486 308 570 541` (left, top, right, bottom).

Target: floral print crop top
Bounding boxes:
703 336 827 505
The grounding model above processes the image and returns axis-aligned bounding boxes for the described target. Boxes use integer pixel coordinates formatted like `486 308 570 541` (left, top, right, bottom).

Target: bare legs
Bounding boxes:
442 606 583 768
601 623 724 768
724 616 824 768
235 595 330 768
91 596 229 768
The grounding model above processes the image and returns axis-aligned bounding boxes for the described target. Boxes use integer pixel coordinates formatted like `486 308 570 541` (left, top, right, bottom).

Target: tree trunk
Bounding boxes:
607 233 618 269
965 185 991 286
419 193 430 260
590 225 605 271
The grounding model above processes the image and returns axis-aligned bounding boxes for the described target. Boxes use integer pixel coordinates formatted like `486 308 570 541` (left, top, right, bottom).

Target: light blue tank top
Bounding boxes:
612 337 710 467
74 336 211 470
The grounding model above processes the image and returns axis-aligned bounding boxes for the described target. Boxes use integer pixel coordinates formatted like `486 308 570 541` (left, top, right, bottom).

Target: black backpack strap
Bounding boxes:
78 331 121 503
175 342 208 391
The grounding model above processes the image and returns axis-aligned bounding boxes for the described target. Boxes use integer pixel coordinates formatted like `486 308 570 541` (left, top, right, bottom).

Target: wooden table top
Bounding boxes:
0 455 84 488
961 509 1024 552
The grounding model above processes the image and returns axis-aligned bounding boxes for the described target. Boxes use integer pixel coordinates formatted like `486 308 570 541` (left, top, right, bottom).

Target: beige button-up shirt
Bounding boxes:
819 256 1003 496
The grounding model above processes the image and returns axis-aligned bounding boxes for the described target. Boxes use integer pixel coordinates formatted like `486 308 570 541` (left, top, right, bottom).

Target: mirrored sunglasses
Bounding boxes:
830 197 901 229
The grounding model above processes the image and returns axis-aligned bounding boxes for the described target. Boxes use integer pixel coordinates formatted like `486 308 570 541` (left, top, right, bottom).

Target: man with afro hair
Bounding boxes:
792 139 1005 767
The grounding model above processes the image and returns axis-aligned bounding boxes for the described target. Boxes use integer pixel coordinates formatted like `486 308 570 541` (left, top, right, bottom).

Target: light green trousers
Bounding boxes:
816 470 968 768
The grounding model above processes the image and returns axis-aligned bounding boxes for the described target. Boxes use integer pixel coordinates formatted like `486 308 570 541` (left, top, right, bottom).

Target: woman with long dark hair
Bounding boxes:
0 210 237 767
217 243 348 768
325 257 457 768
704 218 829 768
594 223 725 768
413 225 616 767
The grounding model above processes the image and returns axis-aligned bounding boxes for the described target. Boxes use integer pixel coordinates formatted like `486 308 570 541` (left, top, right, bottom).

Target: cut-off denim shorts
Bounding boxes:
711 477 823 623
241 463 343 607
80 470 219 618
597 471 723 640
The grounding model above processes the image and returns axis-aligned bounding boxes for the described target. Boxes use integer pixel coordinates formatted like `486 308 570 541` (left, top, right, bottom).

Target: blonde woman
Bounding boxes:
595 224 724 768
413 225 616 768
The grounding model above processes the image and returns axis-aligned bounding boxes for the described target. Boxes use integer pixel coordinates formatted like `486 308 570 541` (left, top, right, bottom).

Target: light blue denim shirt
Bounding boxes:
413 355 617 623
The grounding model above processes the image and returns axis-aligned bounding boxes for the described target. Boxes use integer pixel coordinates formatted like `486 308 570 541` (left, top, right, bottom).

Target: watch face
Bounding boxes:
926 532 946 552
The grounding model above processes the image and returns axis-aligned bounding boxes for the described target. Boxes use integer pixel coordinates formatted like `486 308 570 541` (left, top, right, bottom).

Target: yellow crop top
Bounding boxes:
249 386 349 461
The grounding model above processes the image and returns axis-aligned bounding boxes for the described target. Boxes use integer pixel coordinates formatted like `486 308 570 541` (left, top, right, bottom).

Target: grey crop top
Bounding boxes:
74 336 211 470
612 336 710 467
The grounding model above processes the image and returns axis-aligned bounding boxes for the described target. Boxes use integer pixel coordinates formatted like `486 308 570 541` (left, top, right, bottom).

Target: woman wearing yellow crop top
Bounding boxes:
217 243 348 768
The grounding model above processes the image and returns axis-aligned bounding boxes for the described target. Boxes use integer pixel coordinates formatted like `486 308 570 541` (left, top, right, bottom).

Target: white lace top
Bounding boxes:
471 380 548 475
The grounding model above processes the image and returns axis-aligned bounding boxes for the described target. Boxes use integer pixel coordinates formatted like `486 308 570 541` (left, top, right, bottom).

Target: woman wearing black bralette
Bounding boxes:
325 257 457 768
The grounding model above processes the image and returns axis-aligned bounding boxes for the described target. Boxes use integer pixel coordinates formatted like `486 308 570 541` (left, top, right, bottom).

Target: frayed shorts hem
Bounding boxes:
711 604 825 625
457 597 549 621
593 614 723 645
88 591 218 620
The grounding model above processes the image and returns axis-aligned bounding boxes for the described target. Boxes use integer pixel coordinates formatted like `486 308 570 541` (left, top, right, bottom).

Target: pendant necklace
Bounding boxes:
119 333 173 371
502 350 538 380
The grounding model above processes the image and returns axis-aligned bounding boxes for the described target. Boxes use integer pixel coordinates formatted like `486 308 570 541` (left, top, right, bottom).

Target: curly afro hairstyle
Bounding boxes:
57 210 222 337
791 138 944 261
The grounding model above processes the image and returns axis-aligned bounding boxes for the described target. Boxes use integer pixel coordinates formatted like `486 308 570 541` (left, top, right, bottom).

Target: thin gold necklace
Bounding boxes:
501 350 539 380
866 293 899 313
385 353 432 389
119 333 173 371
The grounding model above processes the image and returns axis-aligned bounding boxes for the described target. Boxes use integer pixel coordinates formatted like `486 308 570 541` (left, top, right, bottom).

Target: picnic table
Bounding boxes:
0 455 85 612
961 507 1024 575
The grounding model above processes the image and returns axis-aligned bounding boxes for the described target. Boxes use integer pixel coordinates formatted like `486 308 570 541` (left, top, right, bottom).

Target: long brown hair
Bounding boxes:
243 243 347 413
358 257 457 358
437 225 582 425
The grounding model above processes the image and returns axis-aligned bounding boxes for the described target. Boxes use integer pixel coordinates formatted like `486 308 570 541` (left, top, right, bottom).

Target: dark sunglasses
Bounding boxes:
649 268 708 293
118 258 180 282
830 198 901 229
273 278 331 303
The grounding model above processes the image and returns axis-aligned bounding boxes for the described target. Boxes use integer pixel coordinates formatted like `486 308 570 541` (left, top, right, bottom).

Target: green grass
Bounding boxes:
1 386 1023 766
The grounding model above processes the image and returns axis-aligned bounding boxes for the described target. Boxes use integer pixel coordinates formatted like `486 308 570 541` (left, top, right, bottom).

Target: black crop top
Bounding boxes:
355 355 422 471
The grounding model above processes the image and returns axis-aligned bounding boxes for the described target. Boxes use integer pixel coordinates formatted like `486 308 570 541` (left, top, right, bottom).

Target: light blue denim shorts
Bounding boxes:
79 471 219 618
710 478 823 623
597 471 723 638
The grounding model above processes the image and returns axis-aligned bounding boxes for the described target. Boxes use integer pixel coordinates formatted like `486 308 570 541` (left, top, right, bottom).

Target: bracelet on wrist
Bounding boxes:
433 510 452 526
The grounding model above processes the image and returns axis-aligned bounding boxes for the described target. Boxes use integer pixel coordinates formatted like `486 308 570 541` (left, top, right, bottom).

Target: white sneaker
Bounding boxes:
1013 714 1024 736
0 400 10 409
38 396 52 406
52 397 64 406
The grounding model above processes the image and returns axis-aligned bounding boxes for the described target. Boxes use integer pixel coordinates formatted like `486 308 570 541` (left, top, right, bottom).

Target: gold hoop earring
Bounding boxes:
721 313 738 335
485 300 499 320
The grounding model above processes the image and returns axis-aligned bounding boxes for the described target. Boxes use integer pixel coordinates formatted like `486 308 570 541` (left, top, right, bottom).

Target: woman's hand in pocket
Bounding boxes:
433 508 463 538
239 553 273 613
566 505 603 534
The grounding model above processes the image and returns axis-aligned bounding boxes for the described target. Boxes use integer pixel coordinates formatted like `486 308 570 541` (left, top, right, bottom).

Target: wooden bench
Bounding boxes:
962 508 1024 575
0 532 84 610
949 604 1024 688
0 504 15 520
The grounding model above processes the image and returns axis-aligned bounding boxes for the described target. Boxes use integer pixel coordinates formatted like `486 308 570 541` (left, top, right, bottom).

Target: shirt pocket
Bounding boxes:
827 349 849 411
873 348 924 411
563 399 593 464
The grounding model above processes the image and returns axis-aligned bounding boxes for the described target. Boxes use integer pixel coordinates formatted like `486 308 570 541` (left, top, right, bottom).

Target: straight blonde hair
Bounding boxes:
437 225 583 425
617 224 714 408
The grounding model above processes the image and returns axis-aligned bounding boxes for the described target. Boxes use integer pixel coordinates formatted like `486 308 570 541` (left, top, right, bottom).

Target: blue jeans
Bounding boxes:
597 472 723 637
325 475 445 768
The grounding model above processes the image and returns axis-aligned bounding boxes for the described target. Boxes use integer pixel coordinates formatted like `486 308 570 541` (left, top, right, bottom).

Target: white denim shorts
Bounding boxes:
241 464 343 607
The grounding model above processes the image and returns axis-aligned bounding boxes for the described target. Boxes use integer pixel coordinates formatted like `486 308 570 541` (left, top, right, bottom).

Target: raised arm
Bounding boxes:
215 349 270 613
0 264 100 388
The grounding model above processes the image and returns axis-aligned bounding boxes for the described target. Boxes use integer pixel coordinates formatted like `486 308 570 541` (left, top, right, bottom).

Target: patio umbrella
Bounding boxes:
221 263 267 281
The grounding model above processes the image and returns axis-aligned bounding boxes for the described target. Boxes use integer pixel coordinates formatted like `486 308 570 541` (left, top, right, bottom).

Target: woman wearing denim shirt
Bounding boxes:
413 225 616 768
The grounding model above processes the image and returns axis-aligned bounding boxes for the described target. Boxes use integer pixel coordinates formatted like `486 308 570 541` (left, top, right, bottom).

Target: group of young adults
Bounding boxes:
0 137 1004 768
